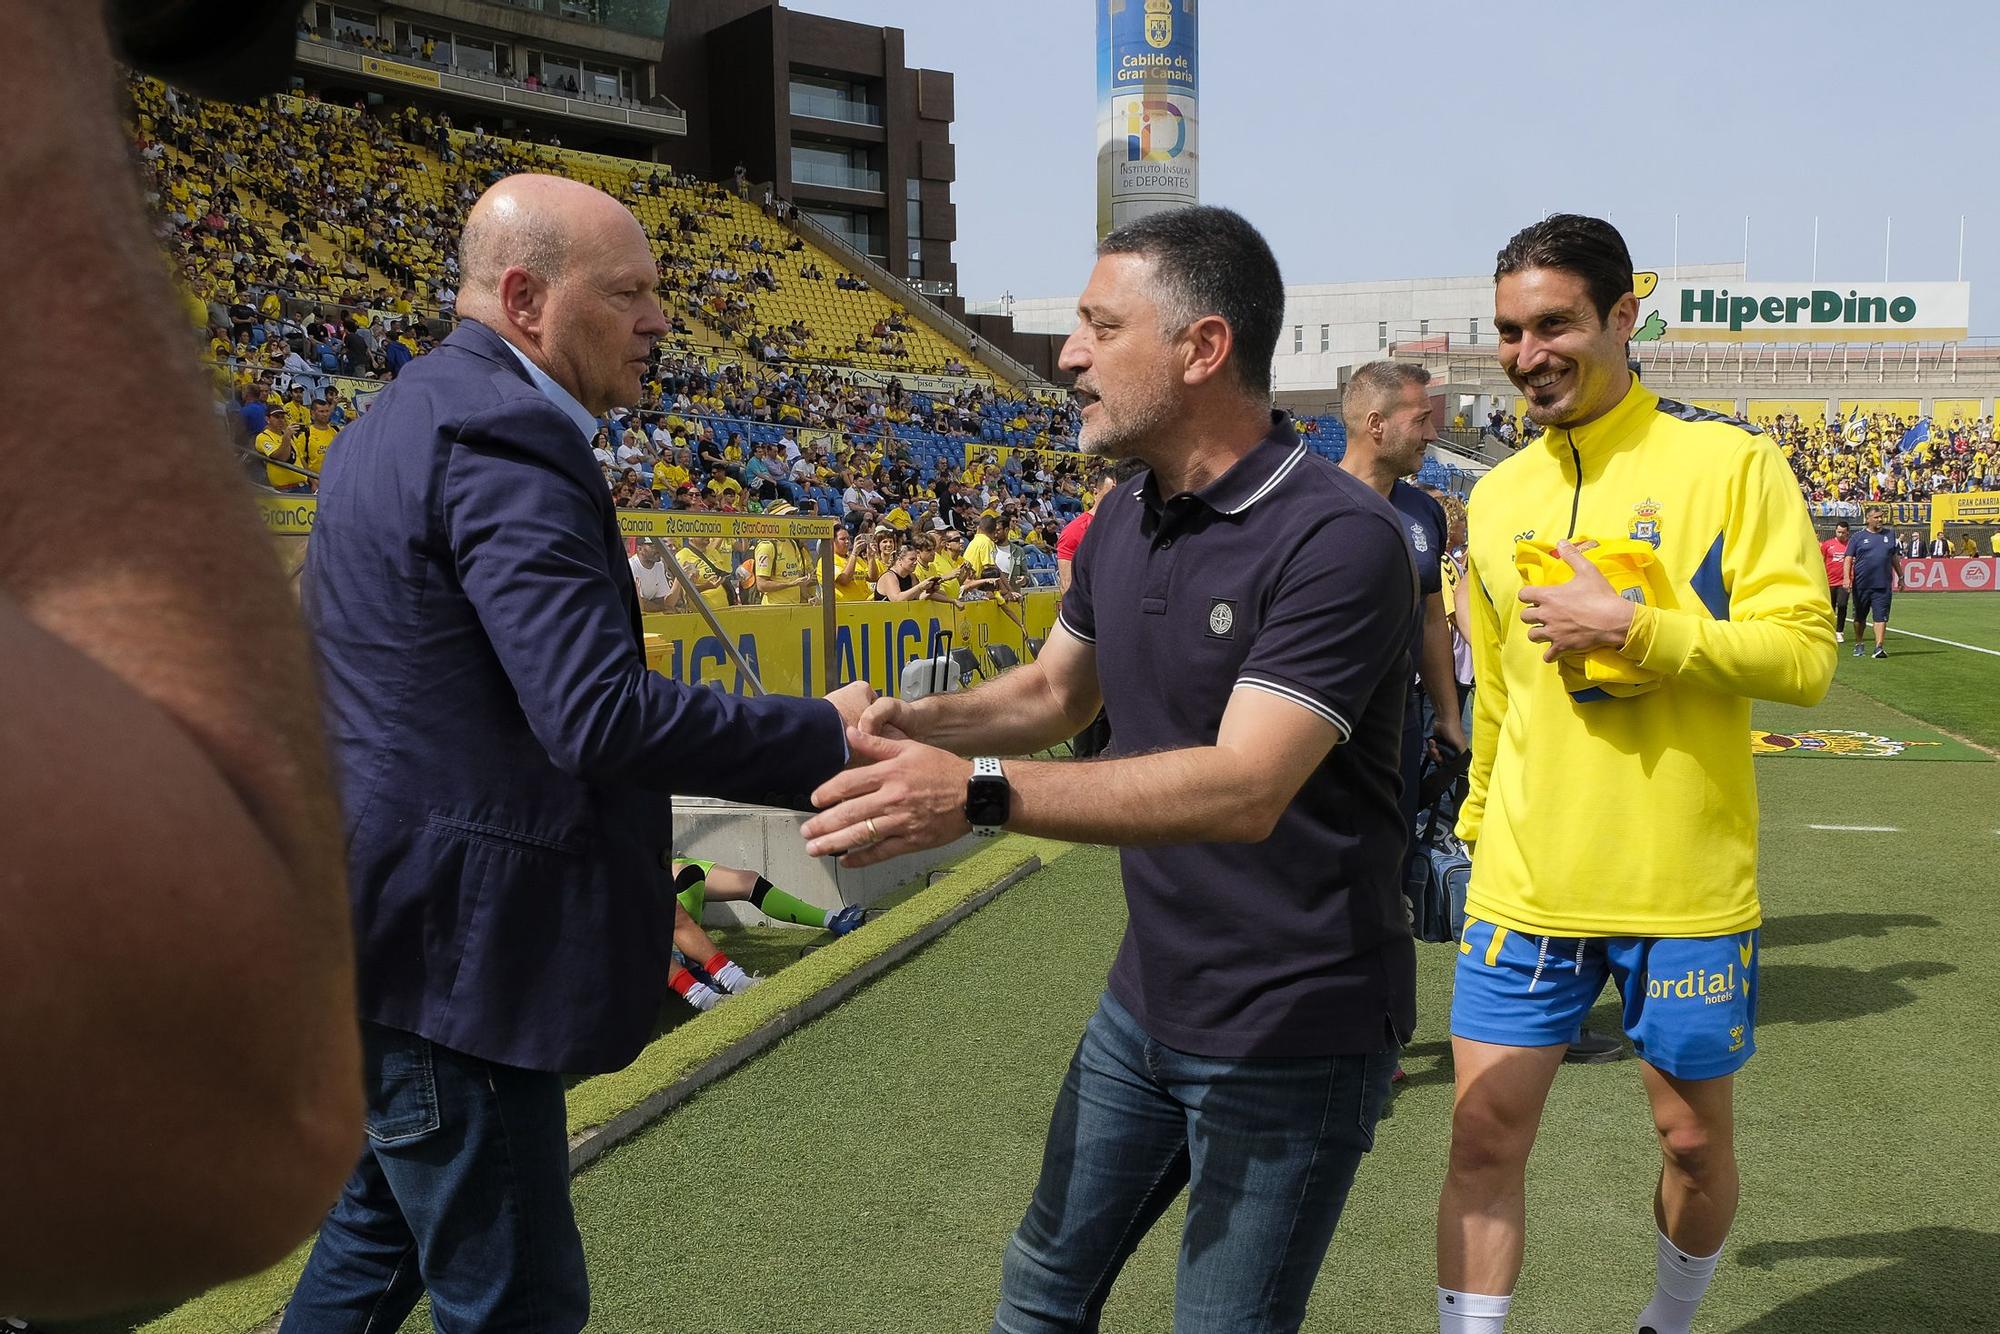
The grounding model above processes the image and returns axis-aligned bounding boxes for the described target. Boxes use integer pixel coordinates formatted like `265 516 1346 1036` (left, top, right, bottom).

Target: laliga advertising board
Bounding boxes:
1900 557 1999 592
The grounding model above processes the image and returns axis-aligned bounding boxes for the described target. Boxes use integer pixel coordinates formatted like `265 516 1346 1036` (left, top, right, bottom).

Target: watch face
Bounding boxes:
965 775 1009 827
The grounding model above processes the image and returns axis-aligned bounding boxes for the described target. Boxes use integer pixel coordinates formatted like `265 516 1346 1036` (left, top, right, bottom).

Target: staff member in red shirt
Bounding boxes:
1054 461 1138 597
1053 461 1135 757
1820 520 1851 645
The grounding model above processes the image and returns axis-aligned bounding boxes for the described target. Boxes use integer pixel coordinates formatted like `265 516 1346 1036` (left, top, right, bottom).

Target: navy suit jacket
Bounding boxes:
305 319 845 1074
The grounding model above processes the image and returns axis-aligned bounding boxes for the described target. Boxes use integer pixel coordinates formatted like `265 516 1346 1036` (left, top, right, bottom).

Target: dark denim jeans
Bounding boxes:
280 1023 586 1333
993 991 1397 1334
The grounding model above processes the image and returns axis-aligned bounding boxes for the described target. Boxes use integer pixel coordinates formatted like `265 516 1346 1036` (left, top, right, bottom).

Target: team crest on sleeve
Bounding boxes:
1630 498 1662 548
1410 523 1430 553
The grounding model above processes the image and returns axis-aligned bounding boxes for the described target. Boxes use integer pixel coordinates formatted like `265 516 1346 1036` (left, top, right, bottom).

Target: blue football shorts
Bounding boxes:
1853 586 1893 622
1450 918 1759 1081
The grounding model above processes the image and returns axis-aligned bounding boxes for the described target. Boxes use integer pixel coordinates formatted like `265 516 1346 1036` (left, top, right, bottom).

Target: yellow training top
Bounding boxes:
1457 379 1835 938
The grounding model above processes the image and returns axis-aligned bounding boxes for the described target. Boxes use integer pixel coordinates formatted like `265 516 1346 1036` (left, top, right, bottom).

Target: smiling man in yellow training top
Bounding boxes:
1433 214 1835 1334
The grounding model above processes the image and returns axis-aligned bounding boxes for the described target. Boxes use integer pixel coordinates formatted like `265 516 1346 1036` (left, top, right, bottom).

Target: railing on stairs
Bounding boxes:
769 192 1048 391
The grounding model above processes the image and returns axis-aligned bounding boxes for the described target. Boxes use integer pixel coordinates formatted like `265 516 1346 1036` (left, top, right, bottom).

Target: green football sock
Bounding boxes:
750 877 827 928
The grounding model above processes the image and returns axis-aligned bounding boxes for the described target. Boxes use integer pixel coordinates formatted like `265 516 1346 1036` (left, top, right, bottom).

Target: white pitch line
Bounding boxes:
1886 628 2000 658
1808 823 1902 833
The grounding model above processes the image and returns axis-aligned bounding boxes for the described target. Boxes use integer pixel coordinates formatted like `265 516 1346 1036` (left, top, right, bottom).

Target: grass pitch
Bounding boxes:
66 595 2000 1333
1836 592 2000 751
387 621 1998 1334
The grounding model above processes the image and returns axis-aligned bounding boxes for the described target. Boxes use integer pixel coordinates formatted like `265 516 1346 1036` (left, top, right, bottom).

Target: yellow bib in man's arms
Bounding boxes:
1513 538 1676 699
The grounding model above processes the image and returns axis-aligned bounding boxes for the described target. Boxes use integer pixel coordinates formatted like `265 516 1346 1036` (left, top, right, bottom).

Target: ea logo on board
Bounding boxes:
1964 559 1992 589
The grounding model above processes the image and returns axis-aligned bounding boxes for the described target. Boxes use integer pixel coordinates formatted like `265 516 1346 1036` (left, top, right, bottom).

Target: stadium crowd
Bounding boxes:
1770 410 1999 505
123 71 1398 543
131 65 1007 379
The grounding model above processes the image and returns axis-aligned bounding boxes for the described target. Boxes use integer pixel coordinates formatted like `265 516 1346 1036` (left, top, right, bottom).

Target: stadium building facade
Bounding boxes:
979 263 2000 428
658 0 961 296
295 0 964 298
979 263 1743 406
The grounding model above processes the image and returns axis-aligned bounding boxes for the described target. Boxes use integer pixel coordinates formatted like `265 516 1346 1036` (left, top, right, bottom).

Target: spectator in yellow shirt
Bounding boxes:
281 385 311 430
254 414 307 491
676 538 734 610
929 529 969 598
833 527 879 601
962 514 1000 578
301 399 340 477
752 503 814 604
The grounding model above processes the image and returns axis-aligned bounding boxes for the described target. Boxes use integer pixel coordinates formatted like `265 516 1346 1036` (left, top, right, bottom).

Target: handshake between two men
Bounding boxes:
804 621 1133 868
808 691 986 868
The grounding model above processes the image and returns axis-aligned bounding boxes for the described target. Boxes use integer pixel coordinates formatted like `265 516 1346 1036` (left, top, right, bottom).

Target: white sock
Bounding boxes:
684 979 722 1011
1636 1230 1721 1334
711 960 751 992
1439 1287 1511 1333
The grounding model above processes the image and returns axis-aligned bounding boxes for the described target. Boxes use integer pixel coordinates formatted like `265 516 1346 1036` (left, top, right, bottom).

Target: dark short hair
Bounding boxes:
1834 520 1850 529
1098 205 1283 397
1494 214 1635 322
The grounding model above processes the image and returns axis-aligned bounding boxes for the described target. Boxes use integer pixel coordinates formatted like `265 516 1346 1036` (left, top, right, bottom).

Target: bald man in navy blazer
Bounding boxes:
282 175 874 1332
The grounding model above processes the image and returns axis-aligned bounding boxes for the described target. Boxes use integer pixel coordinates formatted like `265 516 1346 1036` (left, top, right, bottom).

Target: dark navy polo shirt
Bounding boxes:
1391 479 1446 600
1062 413 1419 1058
1390 478 1447 684
1846 528 1899 591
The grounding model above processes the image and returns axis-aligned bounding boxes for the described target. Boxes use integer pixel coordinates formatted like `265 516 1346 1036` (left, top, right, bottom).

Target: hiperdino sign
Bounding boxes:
1631 273 1969 343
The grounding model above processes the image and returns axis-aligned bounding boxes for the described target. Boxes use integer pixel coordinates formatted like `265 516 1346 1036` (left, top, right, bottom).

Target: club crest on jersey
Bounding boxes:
1630 498 1662 548
1410 523 1430 553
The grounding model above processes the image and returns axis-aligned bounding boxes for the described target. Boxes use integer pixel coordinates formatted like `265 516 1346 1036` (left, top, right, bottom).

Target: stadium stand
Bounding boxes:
126 72 1468 524
1766 410 1999 506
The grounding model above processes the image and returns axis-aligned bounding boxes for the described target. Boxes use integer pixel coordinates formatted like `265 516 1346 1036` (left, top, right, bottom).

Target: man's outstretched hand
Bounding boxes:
825 679 878 735
858 695 920 741
804 728 972 867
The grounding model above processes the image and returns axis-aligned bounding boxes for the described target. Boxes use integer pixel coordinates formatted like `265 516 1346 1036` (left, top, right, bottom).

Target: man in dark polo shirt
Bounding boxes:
1339 360 1464 835
1843 506 1902 659
804 206 1419 1333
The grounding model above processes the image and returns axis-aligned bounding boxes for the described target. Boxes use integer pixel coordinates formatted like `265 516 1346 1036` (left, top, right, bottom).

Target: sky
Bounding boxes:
787 0 2000 332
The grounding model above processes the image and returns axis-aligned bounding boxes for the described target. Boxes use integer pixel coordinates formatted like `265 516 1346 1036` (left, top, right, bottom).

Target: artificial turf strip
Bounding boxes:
121 1255 309 1334
562 833 1072 1140
513 760 2000 1331
118 835 1067 1334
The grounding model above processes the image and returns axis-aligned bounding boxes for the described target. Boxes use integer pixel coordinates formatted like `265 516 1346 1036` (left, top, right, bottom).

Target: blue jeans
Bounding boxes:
993 992 1396 1334
281 1023 587 1333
